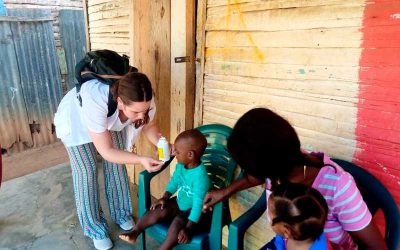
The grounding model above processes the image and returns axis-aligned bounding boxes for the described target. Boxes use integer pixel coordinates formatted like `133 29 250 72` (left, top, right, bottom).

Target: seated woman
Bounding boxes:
203 108 386 250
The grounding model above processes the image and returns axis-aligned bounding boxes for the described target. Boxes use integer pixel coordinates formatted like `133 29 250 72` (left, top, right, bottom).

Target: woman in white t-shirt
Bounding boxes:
54 72 164 250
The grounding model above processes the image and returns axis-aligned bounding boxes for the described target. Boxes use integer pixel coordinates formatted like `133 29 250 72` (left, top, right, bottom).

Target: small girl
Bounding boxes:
262 182 331 250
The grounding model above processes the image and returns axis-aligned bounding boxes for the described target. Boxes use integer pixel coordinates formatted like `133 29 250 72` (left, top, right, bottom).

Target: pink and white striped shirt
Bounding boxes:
312 153 372 249
265 152 372 250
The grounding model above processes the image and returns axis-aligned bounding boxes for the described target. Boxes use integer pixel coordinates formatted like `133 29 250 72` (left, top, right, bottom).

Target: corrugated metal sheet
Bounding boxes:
59 9 87 90
0 17 62 152
0 20 33 152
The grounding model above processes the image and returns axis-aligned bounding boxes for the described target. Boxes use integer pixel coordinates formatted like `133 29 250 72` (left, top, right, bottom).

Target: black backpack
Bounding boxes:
75 50 138 117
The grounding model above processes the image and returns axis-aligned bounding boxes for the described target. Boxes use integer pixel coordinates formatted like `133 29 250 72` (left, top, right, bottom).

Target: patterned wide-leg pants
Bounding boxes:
65 131 132 239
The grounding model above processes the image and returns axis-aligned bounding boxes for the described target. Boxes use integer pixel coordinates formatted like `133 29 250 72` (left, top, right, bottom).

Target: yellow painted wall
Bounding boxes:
201 0 365 248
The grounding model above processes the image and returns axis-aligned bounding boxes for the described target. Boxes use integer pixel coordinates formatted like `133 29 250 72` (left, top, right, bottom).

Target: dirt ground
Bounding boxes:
0 162 160 250
2 142 69 182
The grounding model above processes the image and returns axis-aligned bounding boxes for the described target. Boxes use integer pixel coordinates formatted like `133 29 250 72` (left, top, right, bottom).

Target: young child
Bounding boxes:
262 182 330 250
120 129 210 250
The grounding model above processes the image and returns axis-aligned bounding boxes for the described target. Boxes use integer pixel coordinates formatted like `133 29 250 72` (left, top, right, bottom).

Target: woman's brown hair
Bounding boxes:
110 72 153 104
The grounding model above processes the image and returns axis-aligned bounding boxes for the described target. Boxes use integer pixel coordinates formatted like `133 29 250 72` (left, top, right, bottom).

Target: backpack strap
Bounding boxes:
79 68 137 117
107 93 118 117
80 71 126 80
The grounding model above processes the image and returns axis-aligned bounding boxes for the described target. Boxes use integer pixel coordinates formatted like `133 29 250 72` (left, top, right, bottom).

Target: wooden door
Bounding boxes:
170 0 197 140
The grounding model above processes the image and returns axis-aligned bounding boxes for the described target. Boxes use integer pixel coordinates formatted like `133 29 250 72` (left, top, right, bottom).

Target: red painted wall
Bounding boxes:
356 0 400 229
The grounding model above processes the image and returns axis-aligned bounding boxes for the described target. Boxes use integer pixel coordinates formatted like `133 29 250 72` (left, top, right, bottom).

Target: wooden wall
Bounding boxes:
87 0 131 56
197 0 400 248
82 0 399 248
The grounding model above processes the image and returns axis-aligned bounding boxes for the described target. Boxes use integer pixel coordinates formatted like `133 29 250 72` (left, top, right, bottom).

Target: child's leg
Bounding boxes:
120 199 180 244
103 131 133 226
159 214 187 250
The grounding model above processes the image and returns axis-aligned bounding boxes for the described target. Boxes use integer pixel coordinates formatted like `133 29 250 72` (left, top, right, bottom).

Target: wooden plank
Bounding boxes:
88 0 130 14
194 0 207 127
90 43 129 54
88 0 114 7
204 78 358 102
89 15 129 28
83 0 91 51
207 0 258 8
128 0 134 62
128 0 151 190
207 0 397 8
171 0 196 138
205 4 364 31
202 101 357 139
207 0 365 15
204 61 360 82
90 32 129 38
88 36 128 44
205 47 362 66
202 87 357 122
205 75 358 97
128 0 171 198
202 110 357 160
89 25 130 33
88 7 129 22
297 129 356 160
205 28 364 48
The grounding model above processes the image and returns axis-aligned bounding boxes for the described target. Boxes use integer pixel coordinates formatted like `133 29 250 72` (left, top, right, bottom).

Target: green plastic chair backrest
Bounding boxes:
332 159 400 250
196 124 237 190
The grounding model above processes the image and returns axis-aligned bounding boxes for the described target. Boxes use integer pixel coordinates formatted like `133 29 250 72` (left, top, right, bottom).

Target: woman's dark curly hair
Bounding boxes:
227 108 305 181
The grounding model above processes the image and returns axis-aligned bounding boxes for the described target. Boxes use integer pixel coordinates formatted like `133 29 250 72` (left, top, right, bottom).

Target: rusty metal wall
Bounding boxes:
59 9 86 90
0 20 33 152
0 17 62 153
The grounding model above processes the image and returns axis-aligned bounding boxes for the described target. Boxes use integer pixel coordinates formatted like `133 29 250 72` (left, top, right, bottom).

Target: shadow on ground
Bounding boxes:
0 163 160 250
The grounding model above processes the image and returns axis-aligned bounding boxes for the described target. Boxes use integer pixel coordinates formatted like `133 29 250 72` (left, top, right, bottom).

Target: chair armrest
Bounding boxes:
138 156 174 217
207 201 224 250
228 190 267 250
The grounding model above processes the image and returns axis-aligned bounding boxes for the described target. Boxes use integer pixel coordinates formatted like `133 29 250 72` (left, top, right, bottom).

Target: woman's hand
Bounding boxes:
139 156 164 172
202 174 264 213
202 188 228 212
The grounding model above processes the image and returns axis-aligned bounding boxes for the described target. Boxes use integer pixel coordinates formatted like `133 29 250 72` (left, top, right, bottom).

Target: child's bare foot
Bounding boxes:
119 230 139 244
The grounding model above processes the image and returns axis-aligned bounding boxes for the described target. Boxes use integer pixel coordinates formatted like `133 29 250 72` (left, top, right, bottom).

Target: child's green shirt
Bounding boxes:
165 162 210 223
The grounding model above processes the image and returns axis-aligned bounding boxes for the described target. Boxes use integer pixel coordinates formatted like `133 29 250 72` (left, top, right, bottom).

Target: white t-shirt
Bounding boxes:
54 79 156 148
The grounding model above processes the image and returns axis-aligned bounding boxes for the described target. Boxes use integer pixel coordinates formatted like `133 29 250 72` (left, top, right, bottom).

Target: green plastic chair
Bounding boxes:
227 159 400 250
138 124 237 250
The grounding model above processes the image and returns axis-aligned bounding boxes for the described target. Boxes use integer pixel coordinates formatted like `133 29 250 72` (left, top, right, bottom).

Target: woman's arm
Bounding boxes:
349 222 387 250
141 120 161 146
203 173 264 212
142 120 174 155
89 130 163 172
